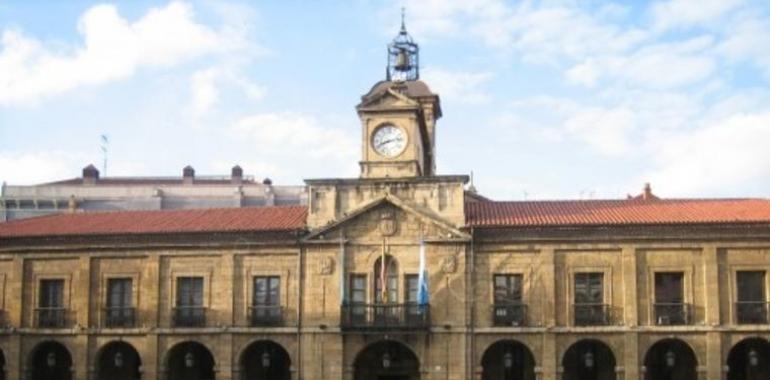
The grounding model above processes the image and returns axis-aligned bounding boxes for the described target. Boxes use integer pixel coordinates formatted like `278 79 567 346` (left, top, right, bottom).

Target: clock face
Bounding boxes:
372 124 407 157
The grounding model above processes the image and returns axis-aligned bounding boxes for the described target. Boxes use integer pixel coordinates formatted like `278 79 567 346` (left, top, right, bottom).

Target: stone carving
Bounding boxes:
379 208 397 236
440 255 457 274
319 256 335 275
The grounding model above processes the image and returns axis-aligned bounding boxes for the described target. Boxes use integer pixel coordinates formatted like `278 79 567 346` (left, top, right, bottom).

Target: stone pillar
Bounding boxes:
706 332 723 380
143 334 159 380
542 333 557 380
703 245 721 326
623 333 639 380
6 334 21 380
217 333 233 380
539 248 556 327
75 256 91 327
621 246 638 327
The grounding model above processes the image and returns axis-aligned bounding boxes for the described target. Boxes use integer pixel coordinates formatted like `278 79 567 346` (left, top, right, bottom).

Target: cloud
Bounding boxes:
651 0 744 31
421 68 492 104
642 111 770 195
0 151 84 185
187 66 265 116
230 112 357 161
0 1 245 106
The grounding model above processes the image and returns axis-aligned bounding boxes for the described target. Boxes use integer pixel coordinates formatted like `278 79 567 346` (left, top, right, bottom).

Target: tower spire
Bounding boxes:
386 8 419 82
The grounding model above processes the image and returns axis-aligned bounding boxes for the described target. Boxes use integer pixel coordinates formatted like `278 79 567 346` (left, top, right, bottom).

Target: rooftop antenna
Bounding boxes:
100 134 109 176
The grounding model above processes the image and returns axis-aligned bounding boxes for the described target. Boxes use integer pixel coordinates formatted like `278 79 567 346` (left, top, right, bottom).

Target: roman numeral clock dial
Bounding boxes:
372 124 407 158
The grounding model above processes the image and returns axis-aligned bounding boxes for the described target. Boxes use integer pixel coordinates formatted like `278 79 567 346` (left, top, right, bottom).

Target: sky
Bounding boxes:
2 0 770 201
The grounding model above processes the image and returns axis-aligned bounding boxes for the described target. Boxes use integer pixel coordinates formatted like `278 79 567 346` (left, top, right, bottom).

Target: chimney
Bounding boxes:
642 183 653 200
68 195 77 213
262 178 273 186
183 165 195 185
231 165 243 185
82 164 100 185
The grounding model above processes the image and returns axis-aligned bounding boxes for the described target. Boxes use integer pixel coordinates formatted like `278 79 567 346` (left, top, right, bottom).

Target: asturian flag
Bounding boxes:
417 239 429 311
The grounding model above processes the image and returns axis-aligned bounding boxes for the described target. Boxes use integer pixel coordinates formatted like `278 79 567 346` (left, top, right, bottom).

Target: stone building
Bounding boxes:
2 23 770 380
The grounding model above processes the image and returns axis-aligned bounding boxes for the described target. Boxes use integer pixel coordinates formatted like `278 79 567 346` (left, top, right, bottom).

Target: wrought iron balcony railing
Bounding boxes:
573 303 611 326
249 305 283 326
736 301 769 324
36 307 67 328
492 303 527 327
104 307 136 328
341 303 430 331
173 306 206 327
654 303 691 325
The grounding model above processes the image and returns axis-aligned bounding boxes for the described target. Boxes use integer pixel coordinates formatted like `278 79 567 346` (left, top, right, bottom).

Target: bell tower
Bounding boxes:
356 11 441 179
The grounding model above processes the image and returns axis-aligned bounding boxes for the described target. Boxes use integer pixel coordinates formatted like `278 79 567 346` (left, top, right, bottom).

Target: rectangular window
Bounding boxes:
174 277 205 327
654 272 687 325
176 277 203 307
574 273 606 325
251 276 281 325
38 279 65 327
736 271 767 324
39 279 64 308
737 271 765 302
494 274 523 304
105 278 134 327
405 275 419 304
350 274 367 304
493 274 525 326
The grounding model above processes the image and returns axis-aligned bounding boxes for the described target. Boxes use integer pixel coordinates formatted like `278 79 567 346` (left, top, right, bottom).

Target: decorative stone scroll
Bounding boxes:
318 256 335 275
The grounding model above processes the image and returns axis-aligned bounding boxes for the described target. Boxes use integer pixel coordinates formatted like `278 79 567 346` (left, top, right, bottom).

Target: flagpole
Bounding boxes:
339 236 345 306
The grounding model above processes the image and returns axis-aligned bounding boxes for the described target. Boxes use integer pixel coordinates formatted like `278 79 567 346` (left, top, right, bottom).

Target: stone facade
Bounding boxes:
2 26 770 380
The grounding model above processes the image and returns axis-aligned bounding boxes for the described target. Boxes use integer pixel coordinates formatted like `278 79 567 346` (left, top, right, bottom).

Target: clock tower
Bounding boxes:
356 17 441 178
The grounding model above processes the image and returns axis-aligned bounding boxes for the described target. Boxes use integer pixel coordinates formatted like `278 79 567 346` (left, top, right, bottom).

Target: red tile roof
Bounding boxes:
0 206 307 238
465 198 770 227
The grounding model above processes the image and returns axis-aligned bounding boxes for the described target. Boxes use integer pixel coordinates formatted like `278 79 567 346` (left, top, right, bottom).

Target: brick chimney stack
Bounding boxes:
183 166 195 185
82 164 100 185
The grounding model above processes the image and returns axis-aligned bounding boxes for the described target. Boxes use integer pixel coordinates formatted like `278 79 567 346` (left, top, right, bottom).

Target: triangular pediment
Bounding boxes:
303 195 469 243
357 88 420 110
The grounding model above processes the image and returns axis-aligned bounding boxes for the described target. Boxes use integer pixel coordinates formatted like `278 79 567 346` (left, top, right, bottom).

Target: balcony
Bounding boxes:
492 303 527 327
573 303 610 326
173 306 206 327
654 303 690 325
36 307 67 328
104 307 136 328
249 305 283 326
341 303 430 331
736 301 769 324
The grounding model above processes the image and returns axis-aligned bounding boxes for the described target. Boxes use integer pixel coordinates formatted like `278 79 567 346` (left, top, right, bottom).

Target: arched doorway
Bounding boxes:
354 340 420 380
166 341 215 380
727 337 770 380
97 341 142 380
0 347 5 380
240 340 291 380
643 339 697 380
28 340 73 380
562 339 616 380
481 340 536 380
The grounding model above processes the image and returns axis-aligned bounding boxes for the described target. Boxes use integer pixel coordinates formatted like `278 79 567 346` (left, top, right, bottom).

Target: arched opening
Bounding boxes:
727 337 770 380
643 338 697 380
354 340 420 380
166 341 215 380
374 255 399 304
240 340 291 380
562 339 616 380
0 348 5 380
97 341 142 380
481 340 536 380
28 340 72 380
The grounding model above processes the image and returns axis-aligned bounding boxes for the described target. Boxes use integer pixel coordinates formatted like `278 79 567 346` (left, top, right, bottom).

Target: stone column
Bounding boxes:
542 334 557 380
621 246 638 326
623 333 639 380
703 245 721 326
706 332 723 380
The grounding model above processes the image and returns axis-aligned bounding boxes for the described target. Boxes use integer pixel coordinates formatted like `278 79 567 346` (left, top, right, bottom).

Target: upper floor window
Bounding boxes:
574 273 608 326
736 271 767 324
38 279 65 328
374 255 398 304
174 277 205 327
251 276 281 326
493 274 525 326
654 272 688 325
105 278 134 327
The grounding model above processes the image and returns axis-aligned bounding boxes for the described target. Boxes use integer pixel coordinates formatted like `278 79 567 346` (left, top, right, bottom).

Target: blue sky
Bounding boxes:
2 0 770 200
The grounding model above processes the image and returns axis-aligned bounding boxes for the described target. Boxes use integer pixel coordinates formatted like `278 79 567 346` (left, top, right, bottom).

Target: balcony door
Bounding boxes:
654 273 686 325
176 277 204 327
374 256 399 325
106 278 133 327
38 279 64 327
737 271 767 324
574 273 605 325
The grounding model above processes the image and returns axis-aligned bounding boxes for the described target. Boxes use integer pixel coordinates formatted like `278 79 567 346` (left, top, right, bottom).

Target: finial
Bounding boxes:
400 7 406 33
